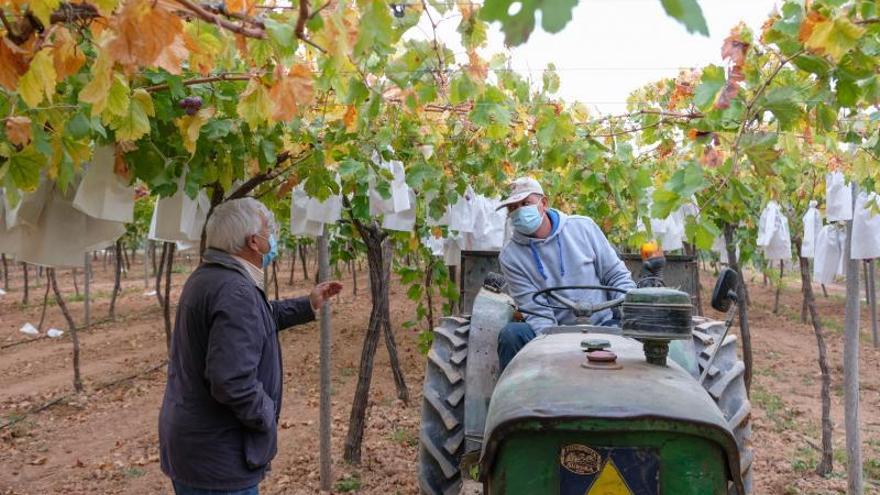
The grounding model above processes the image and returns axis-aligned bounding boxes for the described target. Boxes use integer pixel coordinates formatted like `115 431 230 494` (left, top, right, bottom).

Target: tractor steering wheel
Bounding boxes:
531 285 629 317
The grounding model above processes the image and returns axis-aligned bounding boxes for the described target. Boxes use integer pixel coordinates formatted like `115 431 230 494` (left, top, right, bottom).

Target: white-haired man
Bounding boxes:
159 197 341 495
497 177 635 371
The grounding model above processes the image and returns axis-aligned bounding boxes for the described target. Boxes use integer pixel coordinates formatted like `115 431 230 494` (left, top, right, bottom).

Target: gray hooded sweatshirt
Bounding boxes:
499 209 636 332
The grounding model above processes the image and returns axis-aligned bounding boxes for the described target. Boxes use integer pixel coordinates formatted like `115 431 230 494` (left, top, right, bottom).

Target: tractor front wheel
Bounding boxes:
693 320 754 495
418 316 470 495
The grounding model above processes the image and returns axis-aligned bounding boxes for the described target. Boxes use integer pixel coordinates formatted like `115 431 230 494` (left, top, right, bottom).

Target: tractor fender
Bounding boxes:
480 332 745 495
463 287 514 455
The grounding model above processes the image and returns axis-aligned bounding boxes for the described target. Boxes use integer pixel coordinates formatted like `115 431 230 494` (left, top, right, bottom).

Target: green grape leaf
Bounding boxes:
480 0 579 46
692 64 725 111
740 132 780 176
111 89 154 142
760 87 803 130
4 145 46 191
659 0 709 36
450 74 478 105
685 217 720 250
264 18 297 61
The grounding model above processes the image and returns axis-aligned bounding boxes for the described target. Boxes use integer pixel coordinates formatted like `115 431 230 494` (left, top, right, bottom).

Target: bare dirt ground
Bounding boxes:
0 254 878 495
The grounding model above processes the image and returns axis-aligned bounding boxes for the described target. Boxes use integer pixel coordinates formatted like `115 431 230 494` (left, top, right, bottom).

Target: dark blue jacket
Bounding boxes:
159 248 314 490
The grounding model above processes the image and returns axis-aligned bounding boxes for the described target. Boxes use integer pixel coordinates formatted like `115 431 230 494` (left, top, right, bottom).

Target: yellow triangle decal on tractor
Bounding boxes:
585 458 634 495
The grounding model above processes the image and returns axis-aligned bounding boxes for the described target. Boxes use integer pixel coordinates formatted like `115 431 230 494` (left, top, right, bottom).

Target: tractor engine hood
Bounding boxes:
479 332 745 495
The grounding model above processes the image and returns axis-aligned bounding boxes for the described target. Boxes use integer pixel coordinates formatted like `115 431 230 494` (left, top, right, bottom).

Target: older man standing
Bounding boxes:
159 197 342 495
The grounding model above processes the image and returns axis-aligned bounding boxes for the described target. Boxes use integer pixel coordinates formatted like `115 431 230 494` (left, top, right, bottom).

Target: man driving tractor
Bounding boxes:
496 177 636 370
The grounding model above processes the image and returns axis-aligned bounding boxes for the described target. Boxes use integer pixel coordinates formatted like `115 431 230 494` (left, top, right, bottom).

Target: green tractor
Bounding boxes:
418 251 752 495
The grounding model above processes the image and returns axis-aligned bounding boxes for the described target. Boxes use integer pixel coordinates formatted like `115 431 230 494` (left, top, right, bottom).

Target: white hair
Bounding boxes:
206 197 275 254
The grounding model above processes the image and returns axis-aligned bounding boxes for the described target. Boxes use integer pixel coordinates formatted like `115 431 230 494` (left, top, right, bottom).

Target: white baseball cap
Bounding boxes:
497 177 544 210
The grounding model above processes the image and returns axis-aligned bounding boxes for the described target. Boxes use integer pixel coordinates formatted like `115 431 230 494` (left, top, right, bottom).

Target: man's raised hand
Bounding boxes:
309 281 344 310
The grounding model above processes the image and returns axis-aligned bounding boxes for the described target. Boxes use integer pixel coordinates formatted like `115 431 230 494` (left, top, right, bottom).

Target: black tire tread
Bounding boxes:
419 318 470 495
693 321 754 495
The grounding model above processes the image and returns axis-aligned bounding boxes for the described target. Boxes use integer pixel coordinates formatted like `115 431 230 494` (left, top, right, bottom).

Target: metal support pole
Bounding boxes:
84 252 91 330
869 259 878 348
143 240 149 289
843 183 863 495
317 226 332 491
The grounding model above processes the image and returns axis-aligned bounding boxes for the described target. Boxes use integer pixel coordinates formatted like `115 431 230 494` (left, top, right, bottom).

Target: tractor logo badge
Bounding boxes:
559 446 660 495
560 444 601 475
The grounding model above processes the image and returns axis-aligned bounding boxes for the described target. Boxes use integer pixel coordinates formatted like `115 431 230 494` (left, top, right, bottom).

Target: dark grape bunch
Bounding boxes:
179 96 203 116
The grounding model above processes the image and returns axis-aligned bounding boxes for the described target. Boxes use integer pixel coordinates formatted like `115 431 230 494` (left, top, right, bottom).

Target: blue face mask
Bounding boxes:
511 204 544 235
261 234 277 269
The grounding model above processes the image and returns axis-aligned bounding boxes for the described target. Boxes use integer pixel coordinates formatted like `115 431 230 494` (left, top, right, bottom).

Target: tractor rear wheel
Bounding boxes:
693 320 754 495
418 316 470 495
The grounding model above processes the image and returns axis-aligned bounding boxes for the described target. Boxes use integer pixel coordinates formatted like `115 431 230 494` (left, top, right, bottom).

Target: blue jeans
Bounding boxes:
497 322 536 372
172 481 259 495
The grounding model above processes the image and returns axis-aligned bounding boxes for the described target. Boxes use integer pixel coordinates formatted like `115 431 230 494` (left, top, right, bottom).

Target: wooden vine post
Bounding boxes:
867 259 878 348
84 253 91 330
1 253 8 291
343 219 409 464
143 240 150 289
21 262 29 305
795 239 833 475
723 223 753 393
843 183 863 495
163 242 175 351
317 226 332 490
49 268 83 392
109 239 123 319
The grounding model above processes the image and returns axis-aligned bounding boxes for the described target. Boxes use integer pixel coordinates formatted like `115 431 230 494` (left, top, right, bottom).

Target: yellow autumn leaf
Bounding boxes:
185 24 224 76
30 0 61 26
111 89 154 141
175 107 216 154
78 43 114 115
52 27 86 80
805 17 865 62
91 0 120 15
65 137 92 166
101 74 131 120
343 105 357 131
237 78 271 128
48 134 92 179
312 7 359 59
5 116 32 147
19 49 57 108
269 63 314 123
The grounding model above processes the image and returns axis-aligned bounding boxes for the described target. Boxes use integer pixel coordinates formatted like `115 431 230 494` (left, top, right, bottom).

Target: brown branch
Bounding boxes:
586 109 702 126
172 0 266 38
308 0 331 20
294 0 308 38
588 120 665 138
4 2 100 45
198 2 265 28
300 35 326 54
226 150 308 200
143 73 254 92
